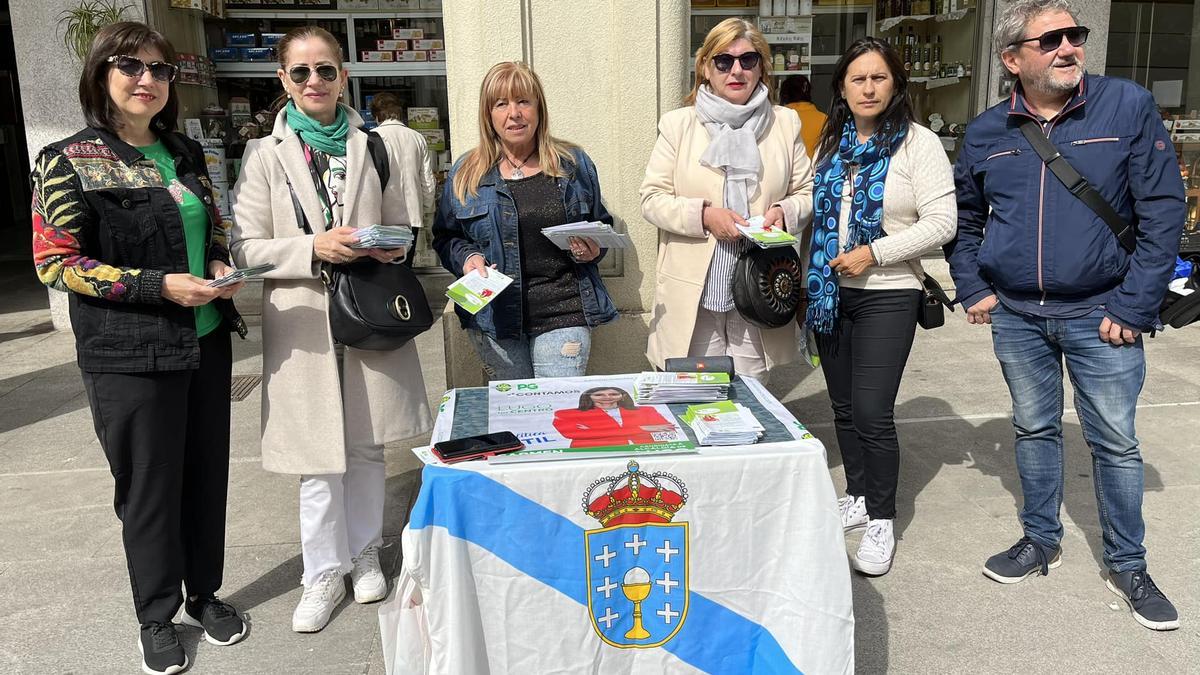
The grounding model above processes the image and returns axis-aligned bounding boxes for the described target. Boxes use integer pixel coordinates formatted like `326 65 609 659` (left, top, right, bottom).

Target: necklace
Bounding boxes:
504 149 536 179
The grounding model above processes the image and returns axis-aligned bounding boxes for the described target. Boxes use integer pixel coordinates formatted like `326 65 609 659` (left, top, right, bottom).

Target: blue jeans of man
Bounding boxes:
990 303 1147 572
468 326 592 380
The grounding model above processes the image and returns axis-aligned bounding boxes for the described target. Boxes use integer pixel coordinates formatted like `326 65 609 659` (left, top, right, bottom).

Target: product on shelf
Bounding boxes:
378 39 409 50
418 128 445 152
239 47 274 62
395 50 428 62
407 107 439 129
361 50 396 62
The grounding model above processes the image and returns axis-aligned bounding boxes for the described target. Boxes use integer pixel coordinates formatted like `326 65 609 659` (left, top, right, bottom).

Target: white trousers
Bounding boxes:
299 441 385 587
688 307 770 384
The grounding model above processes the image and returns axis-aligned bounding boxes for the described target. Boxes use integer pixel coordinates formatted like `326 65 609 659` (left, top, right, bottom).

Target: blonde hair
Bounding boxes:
452 61 577 203
686 18 775 105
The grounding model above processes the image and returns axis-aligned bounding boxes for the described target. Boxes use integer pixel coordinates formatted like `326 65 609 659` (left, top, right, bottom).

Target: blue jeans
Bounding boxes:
990 304 1147 572
468 326 592 380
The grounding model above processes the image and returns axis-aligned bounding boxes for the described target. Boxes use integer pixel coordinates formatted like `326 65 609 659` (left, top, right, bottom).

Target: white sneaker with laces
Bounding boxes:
292 570 346 633
351 545 388 604
837 495 868 532
853 519 895 576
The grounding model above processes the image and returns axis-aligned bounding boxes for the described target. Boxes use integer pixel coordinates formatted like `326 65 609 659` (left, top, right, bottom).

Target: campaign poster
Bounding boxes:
487 375 694 456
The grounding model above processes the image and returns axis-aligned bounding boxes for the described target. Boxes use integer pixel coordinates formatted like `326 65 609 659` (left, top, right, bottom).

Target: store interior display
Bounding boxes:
1168 115 1200 255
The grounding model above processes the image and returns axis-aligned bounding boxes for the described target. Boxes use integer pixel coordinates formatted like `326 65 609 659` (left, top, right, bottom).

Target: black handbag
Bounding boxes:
907 261 954 330
732 245 804 329
284 131 434 350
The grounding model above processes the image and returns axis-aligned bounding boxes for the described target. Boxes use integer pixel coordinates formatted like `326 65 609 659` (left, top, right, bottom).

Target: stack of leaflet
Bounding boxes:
681 401 764 446
207 263 275 288
633 371 731 404
736 215 799 249
542 221 633 250
351 224 415 249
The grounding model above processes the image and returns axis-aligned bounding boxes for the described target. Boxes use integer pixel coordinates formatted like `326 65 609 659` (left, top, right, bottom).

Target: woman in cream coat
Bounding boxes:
641 18 813 383
230 27 431 634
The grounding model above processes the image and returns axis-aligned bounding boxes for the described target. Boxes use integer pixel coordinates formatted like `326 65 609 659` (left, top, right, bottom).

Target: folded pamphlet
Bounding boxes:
633 371 731 404
681 400 764 446
207 263 276 288
351 224 415 249
737 215 798 248
542 221 632 250
446 268 514 315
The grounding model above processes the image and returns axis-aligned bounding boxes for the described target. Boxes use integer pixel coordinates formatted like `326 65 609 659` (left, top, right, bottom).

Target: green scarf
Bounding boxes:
286 101 348 156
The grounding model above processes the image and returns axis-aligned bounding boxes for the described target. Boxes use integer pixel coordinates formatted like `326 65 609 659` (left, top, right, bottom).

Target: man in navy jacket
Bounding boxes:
947 0 1184 630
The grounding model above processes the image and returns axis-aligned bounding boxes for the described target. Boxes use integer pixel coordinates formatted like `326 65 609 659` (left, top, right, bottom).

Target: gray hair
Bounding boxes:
994 0 1079 79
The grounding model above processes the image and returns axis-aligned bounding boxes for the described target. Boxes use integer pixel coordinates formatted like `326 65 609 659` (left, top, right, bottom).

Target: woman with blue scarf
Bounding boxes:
806 38 956 576
230 27 432 633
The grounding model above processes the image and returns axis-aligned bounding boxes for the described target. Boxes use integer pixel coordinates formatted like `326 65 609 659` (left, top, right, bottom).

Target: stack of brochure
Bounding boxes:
207 263 275 288
681 401 764 446
633 371 731 404
736 215 798 249
351 224 415 249
542 221 633 250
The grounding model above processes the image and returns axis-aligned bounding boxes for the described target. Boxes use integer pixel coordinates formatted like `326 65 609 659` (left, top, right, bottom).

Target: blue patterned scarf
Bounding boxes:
805 120 907 334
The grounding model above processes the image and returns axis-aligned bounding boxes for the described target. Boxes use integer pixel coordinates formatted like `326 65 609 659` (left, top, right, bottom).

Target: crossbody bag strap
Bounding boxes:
1018 118 1136 253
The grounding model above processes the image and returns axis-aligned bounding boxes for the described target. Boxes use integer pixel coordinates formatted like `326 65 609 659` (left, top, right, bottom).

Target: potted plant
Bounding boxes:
57 0 135 62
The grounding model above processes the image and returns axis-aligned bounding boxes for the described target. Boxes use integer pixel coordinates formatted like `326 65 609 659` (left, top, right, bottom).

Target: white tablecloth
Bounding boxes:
382 378 854 674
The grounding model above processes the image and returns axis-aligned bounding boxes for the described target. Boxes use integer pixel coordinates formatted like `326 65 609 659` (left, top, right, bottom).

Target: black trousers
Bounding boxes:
817 287 920 520
82 330 232 625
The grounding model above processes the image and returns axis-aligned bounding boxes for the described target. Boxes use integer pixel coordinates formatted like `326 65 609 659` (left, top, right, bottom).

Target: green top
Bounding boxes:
138 140 222 338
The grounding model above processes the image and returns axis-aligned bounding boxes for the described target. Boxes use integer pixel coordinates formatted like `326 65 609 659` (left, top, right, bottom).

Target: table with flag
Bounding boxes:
381 376 854 674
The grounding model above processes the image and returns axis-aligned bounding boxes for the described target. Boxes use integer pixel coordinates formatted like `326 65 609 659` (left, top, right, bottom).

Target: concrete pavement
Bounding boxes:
0 262 1197 673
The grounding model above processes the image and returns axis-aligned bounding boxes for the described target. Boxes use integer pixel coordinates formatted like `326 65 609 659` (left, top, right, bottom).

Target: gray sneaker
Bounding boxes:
982 537 1062 584
1106 570 1180 631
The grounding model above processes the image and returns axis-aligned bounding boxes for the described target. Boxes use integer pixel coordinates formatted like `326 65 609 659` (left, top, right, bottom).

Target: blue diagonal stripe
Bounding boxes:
408 464 802 674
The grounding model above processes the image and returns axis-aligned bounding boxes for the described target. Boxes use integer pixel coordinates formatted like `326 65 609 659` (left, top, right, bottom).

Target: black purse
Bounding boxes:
284 131 434 350
907 261 954 330
732 245 804 328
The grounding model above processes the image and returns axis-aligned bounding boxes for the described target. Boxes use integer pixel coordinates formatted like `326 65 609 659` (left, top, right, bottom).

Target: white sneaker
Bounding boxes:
837 495 868 532
853 519 895 576
351 545 388 604
292 570 346 633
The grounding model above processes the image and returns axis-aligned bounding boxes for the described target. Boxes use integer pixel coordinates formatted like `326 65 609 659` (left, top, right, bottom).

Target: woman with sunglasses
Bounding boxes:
30 21 246 674
807 38 956 576
640 18 813 384
432 61 617 379
229 25 431 635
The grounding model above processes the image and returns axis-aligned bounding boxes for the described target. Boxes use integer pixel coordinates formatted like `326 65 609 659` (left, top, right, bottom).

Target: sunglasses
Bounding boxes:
106 55 178 82
287 64 340 84
1010 26 1089 53
711 52 762 73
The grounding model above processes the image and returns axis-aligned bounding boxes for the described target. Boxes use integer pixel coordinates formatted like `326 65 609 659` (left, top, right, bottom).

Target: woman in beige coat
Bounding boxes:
230 27 431 634
640 18 813 383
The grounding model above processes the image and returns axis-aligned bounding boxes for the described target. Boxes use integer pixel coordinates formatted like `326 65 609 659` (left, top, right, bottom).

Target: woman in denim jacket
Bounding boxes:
433 61 617 379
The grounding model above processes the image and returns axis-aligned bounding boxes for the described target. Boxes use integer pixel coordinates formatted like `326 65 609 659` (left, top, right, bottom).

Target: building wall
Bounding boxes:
11 0 147 330
441 0 689 387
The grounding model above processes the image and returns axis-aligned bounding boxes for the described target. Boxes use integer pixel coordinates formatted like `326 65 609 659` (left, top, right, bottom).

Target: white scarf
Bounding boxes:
694 82 773 218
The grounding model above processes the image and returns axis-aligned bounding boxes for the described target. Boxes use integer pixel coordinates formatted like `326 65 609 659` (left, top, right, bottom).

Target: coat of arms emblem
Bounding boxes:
583 460 689 648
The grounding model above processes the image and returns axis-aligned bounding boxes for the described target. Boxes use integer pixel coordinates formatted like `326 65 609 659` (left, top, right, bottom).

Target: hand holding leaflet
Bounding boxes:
542 221 632 250
446 268 514 315
737 215 798 248
208 263 276 288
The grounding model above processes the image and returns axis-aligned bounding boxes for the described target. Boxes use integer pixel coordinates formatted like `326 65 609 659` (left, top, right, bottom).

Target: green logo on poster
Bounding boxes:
517 383 540 391
495 383 512 392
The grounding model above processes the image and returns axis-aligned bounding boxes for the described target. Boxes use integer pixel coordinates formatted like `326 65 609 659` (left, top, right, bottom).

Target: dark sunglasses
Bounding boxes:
106 55 178 82
712 52 762 73
1010 26 1089 53
287 64 340 84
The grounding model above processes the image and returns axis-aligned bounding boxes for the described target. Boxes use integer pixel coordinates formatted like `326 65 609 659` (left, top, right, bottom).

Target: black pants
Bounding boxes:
817 287 920 520
81 330 232 625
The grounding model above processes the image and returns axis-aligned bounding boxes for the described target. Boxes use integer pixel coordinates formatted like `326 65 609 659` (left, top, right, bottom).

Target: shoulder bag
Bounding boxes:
732 245 804 329
284 130 434 350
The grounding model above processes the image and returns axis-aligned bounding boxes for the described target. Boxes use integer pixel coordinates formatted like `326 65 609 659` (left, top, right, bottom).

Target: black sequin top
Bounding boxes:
506 172 588 336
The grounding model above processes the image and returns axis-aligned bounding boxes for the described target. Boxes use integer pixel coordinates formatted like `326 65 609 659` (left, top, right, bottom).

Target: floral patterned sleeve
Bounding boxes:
31 148 163 303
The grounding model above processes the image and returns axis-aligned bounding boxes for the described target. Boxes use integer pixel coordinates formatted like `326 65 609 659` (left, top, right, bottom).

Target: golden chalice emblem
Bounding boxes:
621 566 652 640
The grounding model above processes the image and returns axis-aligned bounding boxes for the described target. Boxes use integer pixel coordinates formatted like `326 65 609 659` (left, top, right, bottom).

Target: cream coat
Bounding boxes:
230 107 432 475
640 105 814 370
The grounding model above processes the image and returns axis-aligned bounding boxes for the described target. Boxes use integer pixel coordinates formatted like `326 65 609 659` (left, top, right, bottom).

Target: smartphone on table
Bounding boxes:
431 432 524 464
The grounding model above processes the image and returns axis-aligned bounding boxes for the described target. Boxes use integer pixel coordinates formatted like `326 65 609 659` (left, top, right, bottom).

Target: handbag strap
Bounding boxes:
1018 118 1136 253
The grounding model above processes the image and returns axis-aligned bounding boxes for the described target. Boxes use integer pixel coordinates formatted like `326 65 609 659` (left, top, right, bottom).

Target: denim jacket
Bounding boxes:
432 147 618 339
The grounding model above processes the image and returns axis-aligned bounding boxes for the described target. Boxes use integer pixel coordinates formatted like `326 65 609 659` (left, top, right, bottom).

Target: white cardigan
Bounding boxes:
828 123 957 291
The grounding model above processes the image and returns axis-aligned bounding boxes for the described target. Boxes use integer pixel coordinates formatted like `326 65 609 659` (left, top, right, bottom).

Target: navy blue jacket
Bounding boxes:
946 74 1185 331
432 147 618 339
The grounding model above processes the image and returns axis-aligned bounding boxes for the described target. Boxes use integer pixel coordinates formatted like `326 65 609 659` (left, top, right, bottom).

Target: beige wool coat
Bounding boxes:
640 104 814 370
230 106 432 475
